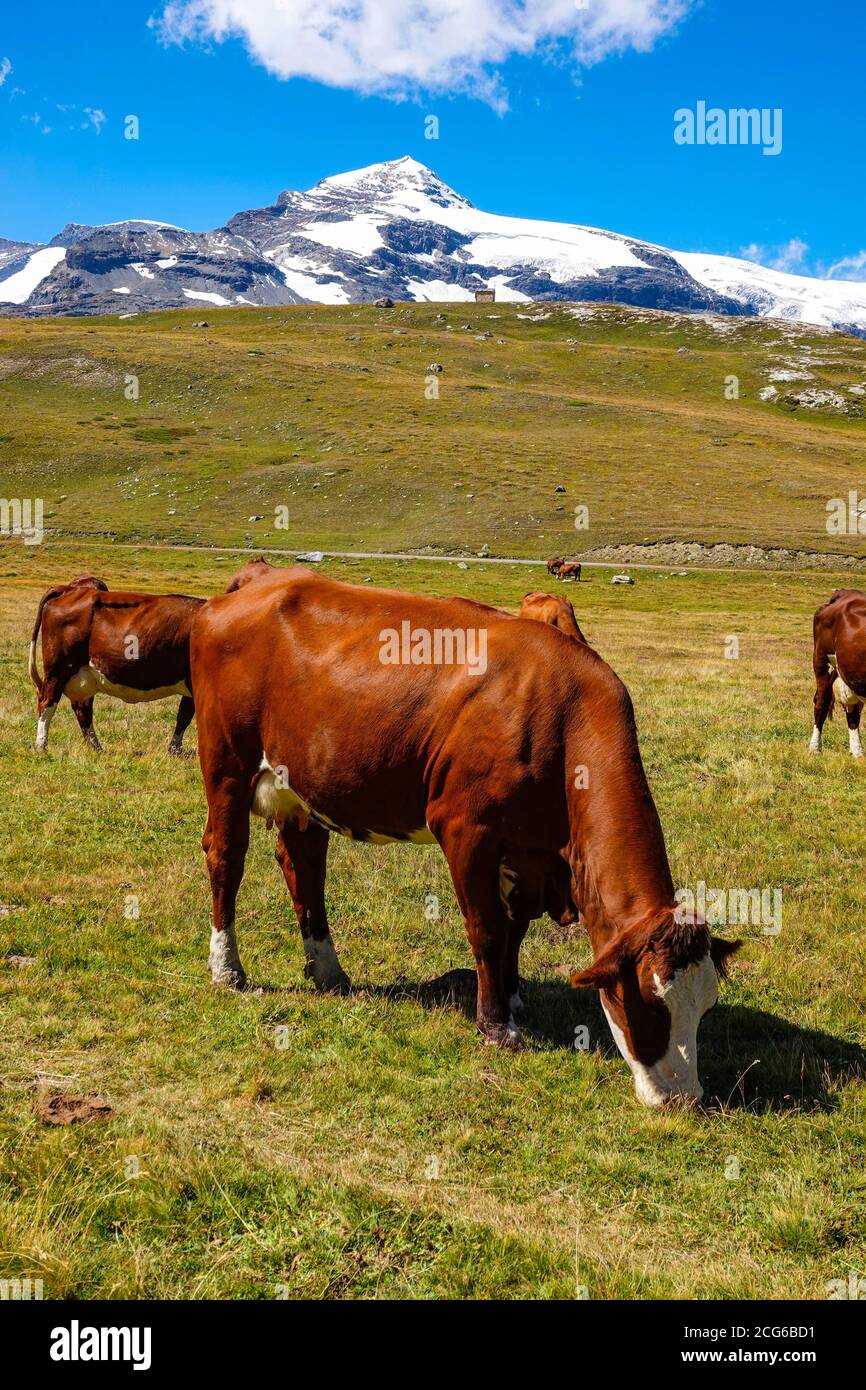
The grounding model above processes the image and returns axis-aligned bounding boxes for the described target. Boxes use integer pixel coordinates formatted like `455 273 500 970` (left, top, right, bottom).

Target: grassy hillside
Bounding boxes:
2 301 866 559
1 543 865 1298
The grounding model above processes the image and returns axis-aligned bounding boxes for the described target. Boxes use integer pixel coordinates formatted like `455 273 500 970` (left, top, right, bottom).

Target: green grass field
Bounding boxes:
1 305 865 1301
1 541 865 1299
1 301 866 559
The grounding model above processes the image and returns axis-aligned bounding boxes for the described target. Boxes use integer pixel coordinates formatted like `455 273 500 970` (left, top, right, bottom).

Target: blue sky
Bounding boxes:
1 1 863 278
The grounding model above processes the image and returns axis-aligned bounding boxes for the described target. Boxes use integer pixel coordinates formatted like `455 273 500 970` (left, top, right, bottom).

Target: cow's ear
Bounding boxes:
569 959 619 991
569 936 630 992
710 936 742 977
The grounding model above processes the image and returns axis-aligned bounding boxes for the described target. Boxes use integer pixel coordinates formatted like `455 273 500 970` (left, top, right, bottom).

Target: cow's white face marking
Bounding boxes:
602 955 717 1107
252 757 436 843
64 663 190 705
35 704 56 752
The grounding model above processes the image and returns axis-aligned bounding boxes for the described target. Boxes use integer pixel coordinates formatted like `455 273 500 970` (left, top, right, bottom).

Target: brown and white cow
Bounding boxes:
29 576 203 754
810 588 866 757
519 591 589 645
190 568 739 1107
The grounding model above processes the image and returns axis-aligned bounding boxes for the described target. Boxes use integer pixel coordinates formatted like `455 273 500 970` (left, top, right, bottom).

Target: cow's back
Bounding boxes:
191 569 624 843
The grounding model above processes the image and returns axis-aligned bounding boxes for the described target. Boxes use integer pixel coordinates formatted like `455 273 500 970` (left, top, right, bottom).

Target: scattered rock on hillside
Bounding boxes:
583 540 866 571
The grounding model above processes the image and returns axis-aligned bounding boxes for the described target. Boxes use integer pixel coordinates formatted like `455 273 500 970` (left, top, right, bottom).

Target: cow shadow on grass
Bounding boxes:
364 968 866 1114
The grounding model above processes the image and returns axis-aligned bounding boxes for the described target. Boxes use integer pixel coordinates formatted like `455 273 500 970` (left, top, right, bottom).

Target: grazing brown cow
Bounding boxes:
810 588 866 757
546 556 565 577
557 561 582 583
191 568 738 1107
29 576 203 754
519 591 589 645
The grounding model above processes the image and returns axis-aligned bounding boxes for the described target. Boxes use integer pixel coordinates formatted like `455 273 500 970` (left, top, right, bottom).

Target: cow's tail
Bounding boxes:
28 585 64 693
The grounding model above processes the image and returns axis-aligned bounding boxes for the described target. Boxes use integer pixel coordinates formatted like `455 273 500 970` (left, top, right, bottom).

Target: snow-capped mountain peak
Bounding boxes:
309 155 473 211
2 157 865 337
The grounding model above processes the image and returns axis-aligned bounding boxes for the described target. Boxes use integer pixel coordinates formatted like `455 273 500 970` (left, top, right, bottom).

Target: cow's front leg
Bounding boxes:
71 698 102 751
504 918 529 1020
275 820 350 992
843 700 864 758
168 695 195 756
202 797 249 989
436 823 522 1048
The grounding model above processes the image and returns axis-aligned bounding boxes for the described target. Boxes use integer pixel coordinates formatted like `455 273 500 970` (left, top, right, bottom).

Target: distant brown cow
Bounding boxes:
557 561 582 583
190 568 738 1107
29 576 203 754
810 588 866 757
519 591 589 645
546 556 565 577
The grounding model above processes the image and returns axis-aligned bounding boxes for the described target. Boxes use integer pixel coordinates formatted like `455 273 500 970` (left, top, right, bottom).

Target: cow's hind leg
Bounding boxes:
809 665 835 753
168 695 195 756
71 698 102 751
275 820 350 992
843 699 864 758
35 701 56 753
202 791 250 989
436 823 522 1048
34 670 69 753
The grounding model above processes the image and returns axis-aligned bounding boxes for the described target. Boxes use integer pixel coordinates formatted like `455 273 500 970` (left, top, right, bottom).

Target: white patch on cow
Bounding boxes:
601 955 717 1107
849 726 864 757
809 725 822 753
252 756 435 843
208 923 244 985
63 663 190 704
508 990 525 1018
35 704 56 752
833 672 864 710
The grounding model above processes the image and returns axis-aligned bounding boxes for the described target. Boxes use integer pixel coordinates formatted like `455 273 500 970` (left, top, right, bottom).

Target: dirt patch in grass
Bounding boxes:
36 1093 114 1126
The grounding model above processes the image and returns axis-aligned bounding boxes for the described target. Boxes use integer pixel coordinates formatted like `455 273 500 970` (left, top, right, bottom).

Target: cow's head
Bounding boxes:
570 908 740 1107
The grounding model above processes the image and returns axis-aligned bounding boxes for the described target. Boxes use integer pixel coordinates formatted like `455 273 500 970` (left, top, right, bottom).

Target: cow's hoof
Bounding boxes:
852 750 865 760
483 1020 524 1049
808 745 821 755
304 959 352 994
211 964 247 990
167 741 183 758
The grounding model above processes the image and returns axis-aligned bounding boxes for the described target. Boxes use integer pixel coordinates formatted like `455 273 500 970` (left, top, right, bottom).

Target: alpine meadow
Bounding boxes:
3 0 866 1329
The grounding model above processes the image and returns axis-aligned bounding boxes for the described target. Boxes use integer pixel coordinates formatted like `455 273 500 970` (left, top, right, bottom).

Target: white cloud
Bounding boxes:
82 106 106 133
740 238 810 274
739 239 866 284
825 250 866 283
0 56 11 87
155 0 691 111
